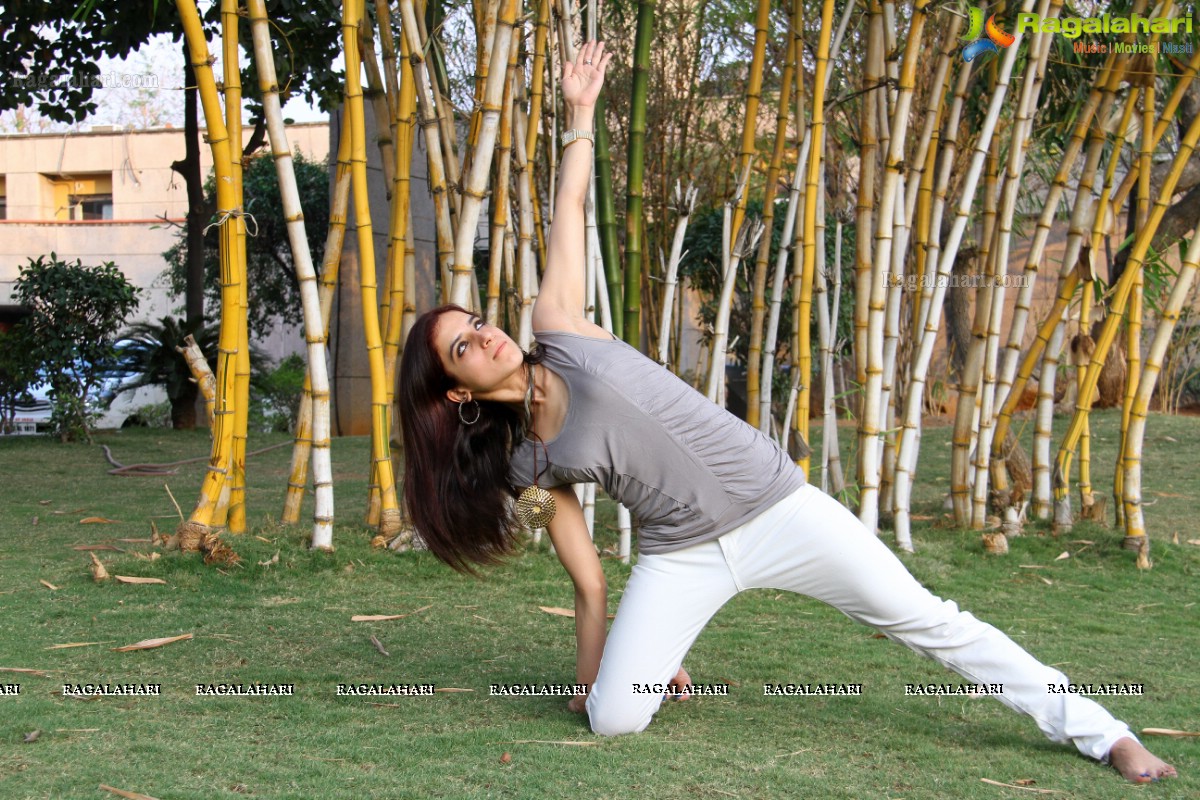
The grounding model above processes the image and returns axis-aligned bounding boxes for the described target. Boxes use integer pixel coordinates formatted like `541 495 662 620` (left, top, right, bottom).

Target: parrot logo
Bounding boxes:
959 6 1016 62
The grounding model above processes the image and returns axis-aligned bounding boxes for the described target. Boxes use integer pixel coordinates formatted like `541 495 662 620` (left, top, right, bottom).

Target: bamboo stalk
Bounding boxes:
486 33 519 321
174 0 240 549
1052 100 1200 523
624 0 656 348
707 218 764 403
860 0 928 530
891 26 972 548
397 0 457 299
1121 221 1200 568
448 0 516 307
283 112 351 525
248 0 335 548
746 6 797 430
657 183 698 365
222 0 250 535
970 0 1054 529
345 0 400 537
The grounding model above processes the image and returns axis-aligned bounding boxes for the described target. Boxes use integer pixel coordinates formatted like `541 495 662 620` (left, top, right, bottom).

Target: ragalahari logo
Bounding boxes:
959 6 1016 62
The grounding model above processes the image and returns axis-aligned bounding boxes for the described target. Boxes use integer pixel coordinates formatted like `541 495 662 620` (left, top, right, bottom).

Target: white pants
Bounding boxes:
586 484 1133 761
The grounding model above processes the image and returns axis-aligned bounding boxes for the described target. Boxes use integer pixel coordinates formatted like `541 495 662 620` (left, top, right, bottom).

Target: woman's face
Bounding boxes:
433 310 524 401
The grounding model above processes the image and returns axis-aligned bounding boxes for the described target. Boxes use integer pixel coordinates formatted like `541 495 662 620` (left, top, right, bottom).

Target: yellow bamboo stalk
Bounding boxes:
1118 71 1157 536
222 0 250 535
174 0 240 550
746 16 797 432
345 0 401 537
1052 103 1200 515
1122 222 1200 568
486 31 519 322
397 0 457 300
727 0 772 250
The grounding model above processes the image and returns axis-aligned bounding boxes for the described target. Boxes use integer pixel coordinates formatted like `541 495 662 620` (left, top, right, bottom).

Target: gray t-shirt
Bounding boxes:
509 330 805 554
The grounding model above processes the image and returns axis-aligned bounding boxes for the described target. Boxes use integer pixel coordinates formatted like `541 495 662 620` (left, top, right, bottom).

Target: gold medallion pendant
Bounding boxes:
516 484 556 529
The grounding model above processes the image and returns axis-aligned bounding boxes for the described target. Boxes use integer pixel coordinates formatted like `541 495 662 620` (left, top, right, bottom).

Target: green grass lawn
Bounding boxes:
0 410 1197 799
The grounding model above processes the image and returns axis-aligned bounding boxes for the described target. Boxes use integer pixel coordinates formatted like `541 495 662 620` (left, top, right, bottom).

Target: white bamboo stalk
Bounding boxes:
971 1 1054 528
248 0 334 548
658 182 698 365
760 132 810 431
707 220 764 403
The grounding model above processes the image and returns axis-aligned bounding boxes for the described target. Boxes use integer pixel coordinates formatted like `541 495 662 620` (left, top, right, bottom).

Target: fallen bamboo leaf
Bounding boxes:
254 535 272 543
980 778 1062 793
112 633 193 652
23 730 41 743
131 552 161 562
1014 779 1037 786
73 544 123 552
351 605 431 622
1066 540 1095 545
39 500 51 505
32 515 39 526
55 728 100 733
0 667 54 676
507 740 600 747
1038 577 1053 586
1054 551 1070 561
117 538 153 543
433 687 474 693
539 606 575 618
46 642 109 650
40 580 59 591
114 576 168 585
1186 539 1200 547
80 517 121 524
1141 727 1200 737
370 635 390 657
258 551 280 567
99 785 161 800
90 553 109 582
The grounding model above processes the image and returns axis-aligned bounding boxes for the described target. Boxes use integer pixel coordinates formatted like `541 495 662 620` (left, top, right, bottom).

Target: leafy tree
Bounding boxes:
162 150 330 339
0 324 40 434
12 254 140 442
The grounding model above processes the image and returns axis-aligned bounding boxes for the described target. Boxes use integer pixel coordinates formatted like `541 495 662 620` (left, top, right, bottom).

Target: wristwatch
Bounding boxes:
561 129 594 150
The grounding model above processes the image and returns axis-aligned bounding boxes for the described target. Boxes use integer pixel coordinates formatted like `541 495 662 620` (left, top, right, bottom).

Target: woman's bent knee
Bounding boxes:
587 698 655 736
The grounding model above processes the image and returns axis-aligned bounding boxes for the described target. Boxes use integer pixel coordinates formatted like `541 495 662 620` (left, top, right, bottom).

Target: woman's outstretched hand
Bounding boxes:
561 40 613 111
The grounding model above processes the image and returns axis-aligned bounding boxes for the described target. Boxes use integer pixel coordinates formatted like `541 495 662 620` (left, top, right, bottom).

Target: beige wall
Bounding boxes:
0 123 329 346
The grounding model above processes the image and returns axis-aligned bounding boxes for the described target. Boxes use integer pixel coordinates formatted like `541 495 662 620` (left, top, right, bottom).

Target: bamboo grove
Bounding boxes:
172 0 1200 569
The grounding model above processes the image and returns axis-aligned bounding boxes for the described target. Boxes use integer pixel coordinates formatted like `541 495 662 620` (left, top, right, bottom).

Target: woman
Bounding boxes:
397 41 1175 783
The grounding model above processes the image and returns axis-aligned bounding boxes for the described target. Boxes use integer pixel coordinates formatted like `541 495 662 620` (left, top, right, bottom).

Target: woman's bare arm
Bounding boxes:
545 485 607 709
533 41 614 339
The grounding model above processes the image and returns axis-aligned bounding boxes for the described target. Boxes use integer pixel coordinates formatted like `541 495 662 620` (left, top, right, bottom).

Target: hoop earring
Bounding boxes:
458 399 481 426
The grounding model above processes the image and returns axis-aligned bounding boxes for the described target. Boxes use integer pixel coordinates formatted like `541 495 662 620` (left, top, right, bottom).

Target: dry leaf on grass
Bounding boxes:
23 730 41 743
114 576 168 585
0 667 54 677
80 517 121 524
538 606 614 620
46 642 109 650
112 633 193 652
73 544 123 552
370 635 390 657
99 785 161 800
1186 540 1200 547
433 687 473 693
89 553 109 582
1141 727 1200 737
39 580 59 591
500 752 512 764
351 604 431 622
980 778 1062 794
131 552 161 562
117 538 152 543
507 740 600 747
258 551 280 567
1054 551 1070 561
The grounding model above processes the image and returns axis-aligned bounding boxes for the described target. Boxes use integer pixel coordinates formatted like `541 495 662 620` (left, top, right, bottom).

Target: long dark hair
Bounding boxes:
397 305 541 573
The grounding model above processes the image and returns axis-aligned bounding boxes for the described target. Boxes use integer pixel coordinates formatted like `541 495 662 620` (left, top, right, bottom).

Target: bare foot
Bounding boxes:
1108 737 1177 783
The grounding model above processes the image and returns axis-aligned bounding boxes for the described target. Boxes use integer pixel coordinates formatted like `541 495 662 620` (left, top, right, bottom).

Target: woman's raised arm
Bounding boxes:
532 41 614 338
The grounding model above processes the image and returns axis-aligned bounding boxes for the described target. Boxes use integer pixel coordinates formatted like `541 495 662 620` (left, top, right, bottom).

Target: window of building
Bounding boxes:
43 172 114 221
